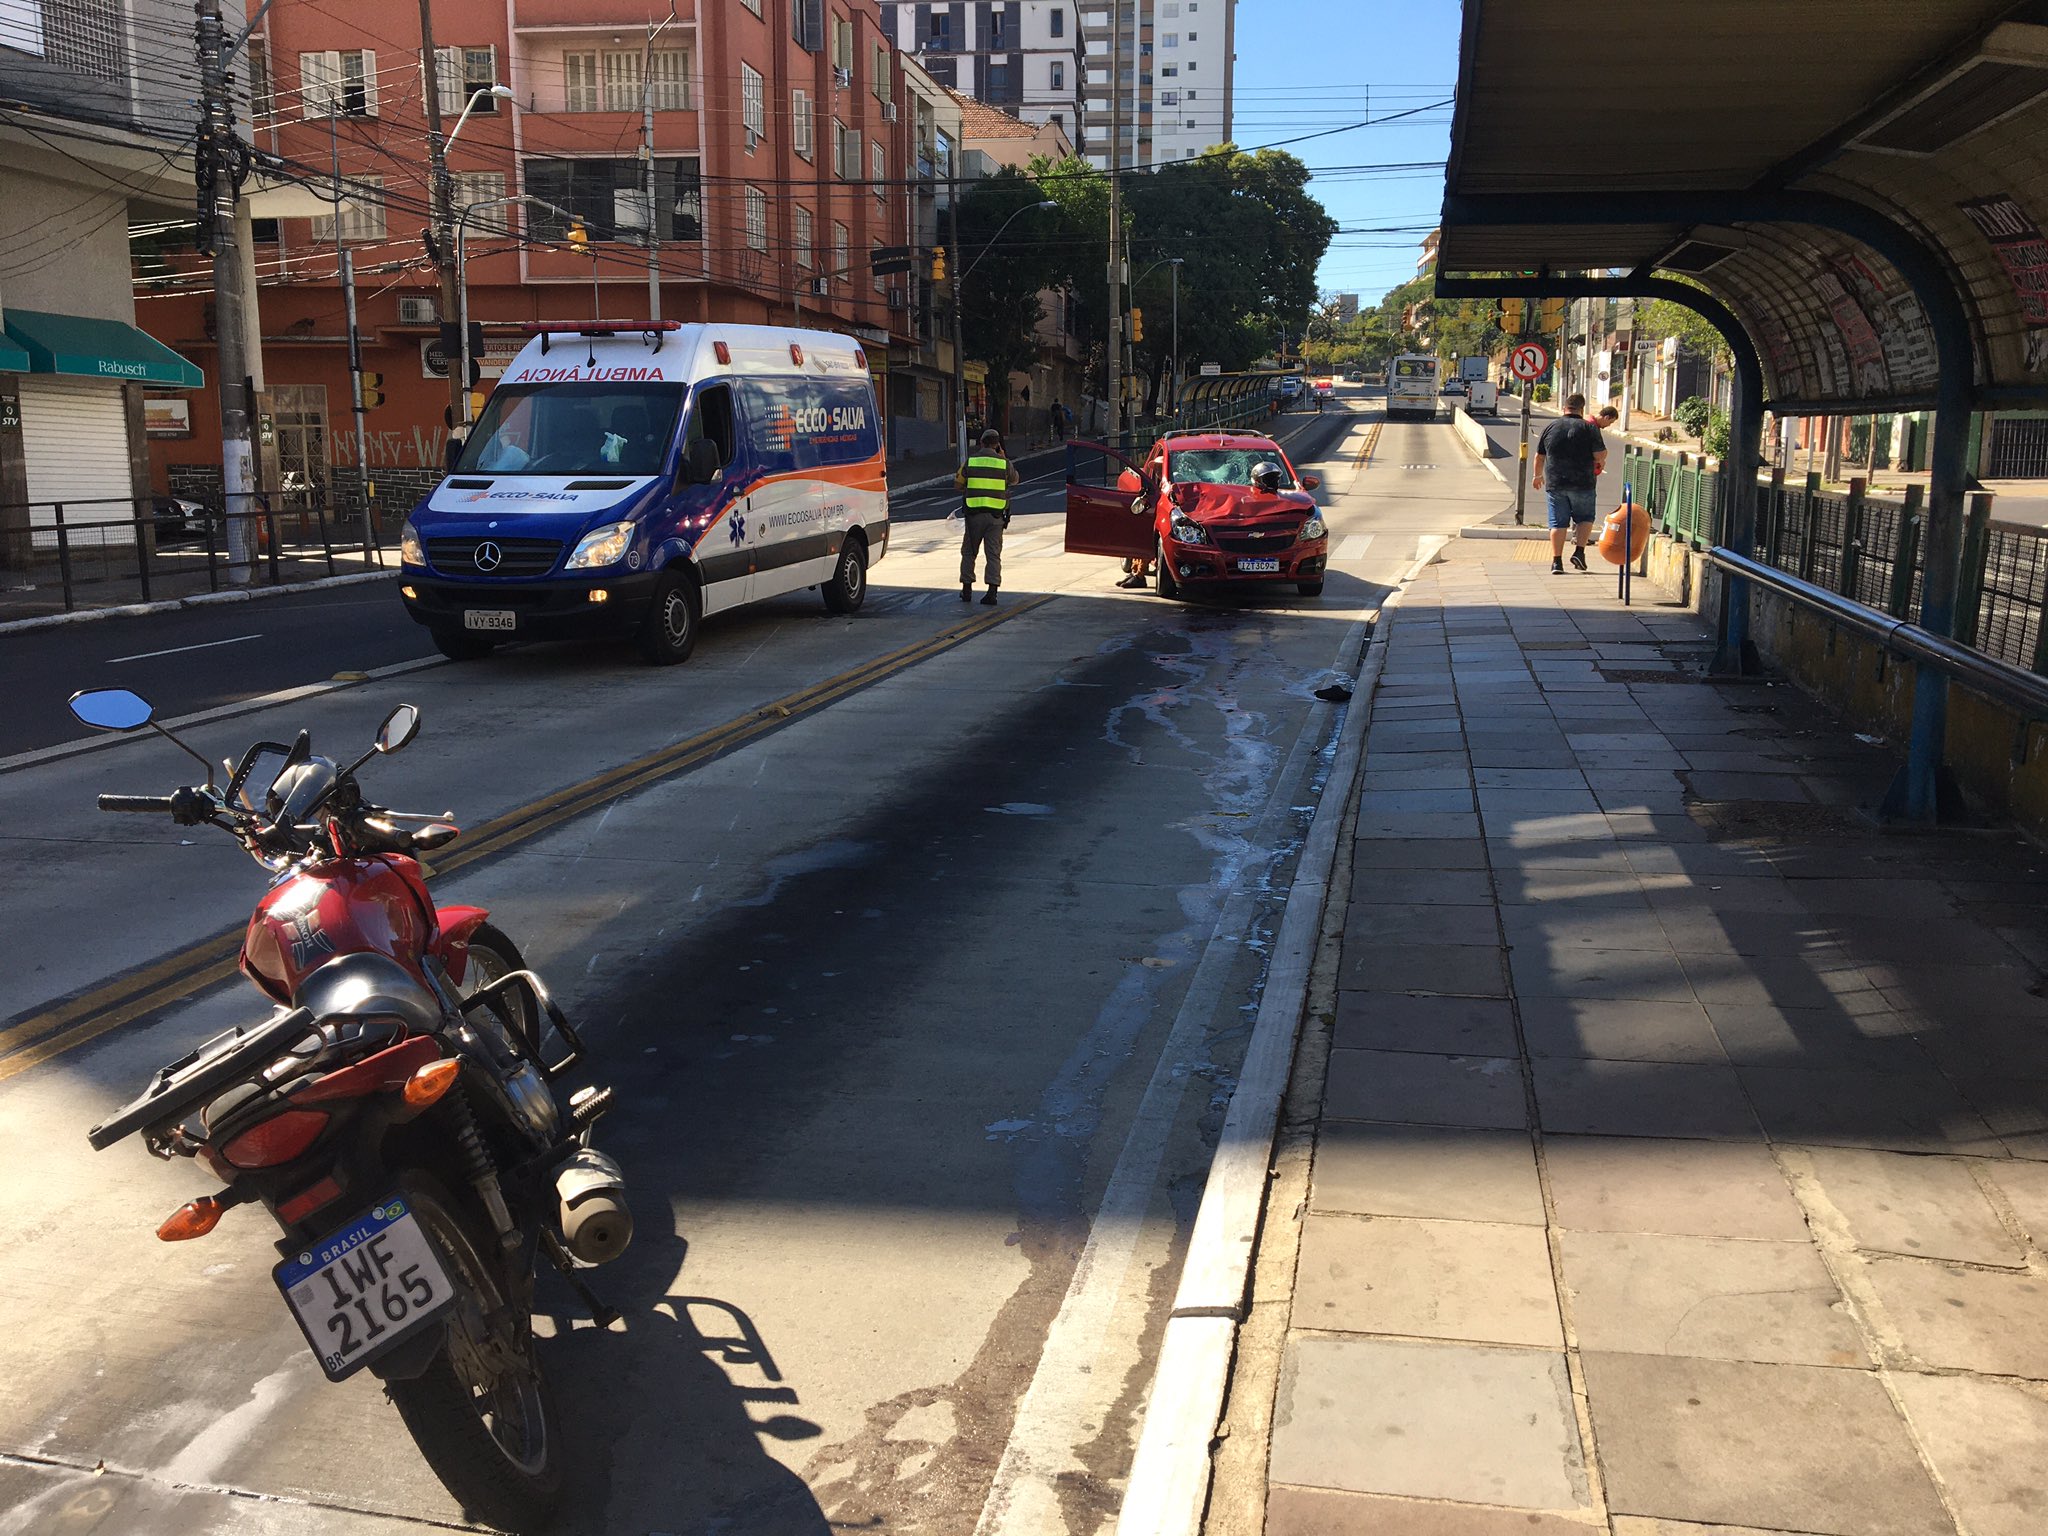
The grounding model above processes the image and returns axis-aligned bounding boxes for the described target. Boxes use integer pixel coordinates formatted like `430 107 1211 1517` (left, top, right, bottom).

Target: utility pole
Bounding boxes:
1105 0 1122 443
419 1 466 445
195 0 257 584
639 8 676 322
949 172 966 464
329 111 373 555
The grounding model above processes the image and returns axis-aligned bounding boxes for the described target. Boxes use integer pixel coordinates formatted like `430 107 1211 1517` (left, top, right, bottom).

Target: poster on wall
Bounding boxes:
142 398 191 437
1815 271 1889 394
1958 195 2048 372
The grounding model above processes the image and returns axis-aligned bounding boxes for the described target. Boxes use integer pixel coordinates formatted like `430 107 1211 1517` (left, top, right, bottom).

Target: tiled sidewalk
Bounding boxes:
1262 542 2048 1536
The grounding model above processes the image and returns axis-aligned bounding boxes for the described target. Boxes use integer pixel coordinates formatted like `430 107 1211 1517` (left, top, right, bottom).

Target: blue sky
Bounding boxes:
1227 0 1458 305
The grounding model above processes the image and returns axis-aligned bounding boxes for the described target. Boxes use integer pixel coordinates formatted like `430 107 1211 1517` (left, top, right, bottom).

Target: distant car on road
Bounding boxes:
1441 378 1468 397
1465 380 1500 415
1064 430 1328 599
150 494 216 545
1345 370 1363 382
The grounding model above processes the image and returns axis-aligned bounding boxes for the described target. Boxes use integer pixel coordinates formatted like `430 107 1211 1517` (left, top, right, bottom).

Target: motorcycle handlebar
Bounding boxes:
98 794 177 814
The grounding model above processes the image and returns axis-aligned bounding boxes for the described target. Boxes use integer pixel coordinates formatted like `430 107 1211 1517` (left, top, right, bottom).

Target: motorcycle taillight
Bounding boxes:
217 1108 330 1170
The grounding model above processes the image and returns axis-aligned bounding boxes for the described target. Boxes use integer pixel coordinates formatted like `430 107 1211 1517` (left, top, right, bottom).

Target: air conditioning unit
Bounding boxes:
887 285 906 310
810 276 830 296
882 101 898 122
745 126 761 151
397 294 438 326
833 66 852 89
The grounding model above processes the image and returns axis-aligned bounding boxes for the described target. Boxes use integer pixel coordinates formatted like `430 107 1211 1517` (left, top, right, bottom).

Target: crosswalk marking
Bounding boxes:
1335 533 1375 561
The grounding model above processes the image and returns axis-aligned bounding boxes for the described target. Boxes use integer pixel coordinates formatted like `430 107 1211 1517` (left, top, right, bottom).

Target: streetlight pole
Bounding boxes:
456 195 576 430
1132 255 1184 417
1105 0 1122 444
951 198 1056 464
421 14 510 441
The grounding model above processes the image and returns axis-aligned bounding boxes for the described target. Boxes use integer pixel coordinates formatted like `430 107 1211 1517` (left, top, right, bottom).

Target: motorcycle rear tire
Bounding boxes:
385 1178 563 1532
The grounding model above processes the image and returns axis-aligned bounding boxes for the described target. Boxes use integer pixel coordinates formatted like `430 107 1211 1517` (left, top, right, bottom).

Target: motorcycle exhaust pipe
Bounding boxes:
555 1148 633 1265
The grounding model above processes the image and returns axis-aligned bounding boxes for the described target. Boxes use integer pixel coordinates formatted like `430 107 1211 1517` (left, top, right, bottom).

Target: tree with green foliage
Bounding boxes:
953 168 1068 429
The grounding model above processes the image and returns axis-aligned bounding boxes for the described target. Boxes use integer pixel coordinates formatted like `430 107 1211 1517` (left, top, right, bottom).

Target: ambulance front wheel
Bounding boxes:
637 573 701 665
822 537 867 615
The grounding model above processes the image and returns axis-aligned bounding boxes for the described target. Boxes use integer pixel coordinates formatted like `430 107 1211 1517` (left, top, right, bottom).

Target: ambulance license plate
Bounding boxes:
464 610 516 631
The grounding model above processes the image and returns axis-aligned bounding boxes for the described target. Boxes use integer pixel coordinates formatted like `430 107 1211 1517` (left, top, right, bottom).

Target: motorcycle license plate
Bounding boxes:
1236 557 1281 573
464 609 516 632
274 1194 455 1381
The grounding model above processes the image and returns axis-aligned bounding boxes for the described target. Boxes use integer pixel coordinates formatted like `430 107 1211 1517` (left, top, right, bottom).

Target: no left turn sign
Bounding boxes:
1509 341 1550 382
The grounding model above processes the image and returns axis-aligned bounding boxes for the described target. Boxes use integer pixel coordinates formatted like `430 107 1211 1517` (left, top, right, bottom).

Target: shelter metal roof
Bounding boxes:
1439 0 2048 404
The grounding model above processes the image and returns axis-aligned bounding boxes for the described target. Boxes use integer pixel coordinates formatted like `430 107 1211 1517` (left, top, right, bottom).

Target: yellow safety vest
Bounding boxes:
964 454 1010 513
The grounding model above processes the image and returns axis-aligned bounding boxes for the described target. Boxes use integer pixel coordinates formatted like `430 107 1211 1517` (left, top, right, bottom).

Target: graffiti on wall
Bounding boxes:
330 425 451 470
1958 194 2048 373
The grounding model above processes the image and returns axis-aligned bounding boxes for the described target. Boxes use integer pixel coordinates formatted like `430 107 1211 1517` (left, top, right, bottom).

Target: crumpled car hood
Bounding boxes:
1172 482 1317 526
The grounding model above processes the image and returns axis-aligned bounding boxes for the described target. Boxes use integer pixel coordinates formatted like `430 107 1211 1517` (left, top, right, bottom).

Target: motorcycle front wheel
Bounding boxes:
386 1177 563 1532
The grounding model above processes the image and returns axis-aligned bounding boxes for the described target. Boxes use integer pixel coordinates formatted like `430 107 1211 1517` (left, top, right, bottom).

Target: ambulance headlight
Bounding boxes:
399 520 424 567
566 521 634 570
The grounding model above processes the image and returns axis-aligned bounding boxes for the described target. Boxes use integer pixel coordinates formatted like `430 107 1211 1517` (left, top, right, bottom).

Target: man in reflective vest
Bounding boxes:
955 428 1019 606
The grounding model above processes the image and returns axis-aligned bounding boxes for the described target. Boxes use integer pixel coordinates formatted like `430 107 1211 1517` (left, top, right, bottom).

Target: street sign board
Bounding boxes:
1199 362 1221 376
1509 341 1550 381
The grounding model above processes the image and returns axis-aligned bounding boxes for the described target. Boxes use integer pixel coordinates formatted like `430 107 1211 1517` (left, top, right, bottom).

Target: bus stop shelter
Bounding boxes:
1433 0 2048 821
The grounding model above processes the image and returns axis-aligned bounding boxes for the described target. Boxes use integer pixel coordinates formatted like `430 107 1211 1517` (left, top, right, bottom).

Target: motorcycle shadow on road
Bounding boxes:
539 1225 834 1536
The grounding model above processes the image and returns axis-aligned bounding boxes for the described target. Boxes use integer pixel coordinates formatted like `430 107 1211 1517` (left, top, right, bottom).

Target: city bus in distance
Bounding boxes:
1386 354 1441 420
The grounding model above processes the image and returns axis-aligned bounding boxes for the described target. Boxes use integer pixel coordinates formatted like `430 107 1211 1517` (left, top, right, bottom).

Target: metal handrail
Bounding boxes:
1705 545 2048 719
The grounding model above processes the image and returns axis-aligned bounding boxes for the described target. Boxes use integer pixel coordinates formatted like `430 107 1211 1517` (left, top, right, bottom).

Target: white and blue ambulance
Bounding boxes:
398 321 889 663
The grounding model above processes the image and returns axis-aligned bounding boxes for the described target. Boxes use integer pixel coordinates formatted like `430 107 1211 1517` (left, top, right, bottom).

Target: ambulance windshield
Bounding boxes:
456 381 687 477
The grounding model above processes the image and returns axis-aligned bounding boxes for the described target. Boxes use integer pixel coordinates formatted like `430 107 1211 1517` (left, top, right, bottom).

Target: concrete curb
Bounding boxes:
0 568 399 636
1462 523 1548 540
1111 541 1432 1536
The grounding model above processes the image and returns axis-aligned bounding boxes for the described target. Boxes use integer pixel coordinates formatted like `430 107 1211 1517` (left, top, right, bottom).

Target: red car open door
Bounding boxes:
1064 441 1156 559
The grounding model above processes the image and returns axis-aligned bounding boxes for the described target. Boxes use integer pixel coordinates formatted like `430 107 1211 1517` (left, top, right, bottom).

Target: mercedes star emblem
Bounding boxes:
473 540 503 572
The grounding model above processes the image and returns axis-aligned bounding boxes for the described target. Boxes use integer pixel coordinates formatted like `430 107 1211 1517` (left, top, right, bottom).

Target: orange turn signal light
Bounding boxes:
403 1058 462 1108
158 1196 227 1242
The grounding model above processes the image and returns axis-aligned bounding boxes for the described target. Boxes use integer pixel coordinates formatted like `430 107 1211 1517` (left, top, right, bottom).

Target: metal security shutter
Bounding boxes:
19 376 134 537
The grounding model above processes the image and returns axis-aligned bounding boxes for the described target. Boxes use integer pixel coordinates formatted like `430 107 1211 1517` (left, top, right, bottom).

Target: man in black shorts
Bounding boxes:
1533 393 1607 573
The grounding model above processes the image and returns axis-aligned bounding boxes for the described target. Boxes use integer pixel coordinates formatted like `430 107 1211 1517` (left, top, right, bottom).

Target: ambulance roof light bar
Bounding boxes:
523 320 684 356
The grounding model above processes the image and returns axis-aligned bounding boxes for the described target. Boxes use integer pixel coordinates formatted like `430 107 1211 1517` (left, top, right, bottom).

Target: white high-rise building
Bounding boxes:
878 3 1084 149
1080 0 1235 169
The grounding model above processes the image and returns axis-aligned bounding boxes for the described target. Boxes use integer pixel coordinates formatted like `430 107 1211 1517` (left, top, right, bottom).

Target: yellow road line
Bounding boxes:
0 594 1054 1085
1353 422 1383 470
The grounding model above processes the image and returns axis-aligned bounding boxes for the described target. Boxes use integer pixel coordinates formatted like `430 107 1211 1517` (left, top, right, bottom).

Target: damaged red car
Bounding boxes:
1064 431 1328 598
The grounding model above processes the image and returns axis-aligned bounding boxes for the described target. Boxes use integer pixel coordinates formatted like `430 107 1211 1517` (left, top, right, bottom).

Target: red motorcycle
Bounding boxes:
69 687 632 1533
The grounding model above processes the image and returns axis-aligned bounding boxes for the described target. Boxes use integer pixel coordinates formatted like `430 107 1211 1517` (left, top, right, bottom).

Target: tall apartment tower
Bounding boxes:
878 3 1084 146
1080 0 1234 169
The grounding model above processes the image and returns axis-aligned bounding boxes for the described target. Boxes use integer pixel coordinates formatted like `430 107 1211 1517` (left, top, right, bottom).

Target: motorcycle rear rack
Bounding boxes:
89 1006 320 1152
454 968 583 1080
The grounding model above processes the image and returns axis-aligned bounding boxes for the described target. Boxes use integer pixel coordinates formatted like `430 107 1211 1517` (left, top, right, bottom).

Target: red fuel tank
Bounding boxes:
241 856 436 1004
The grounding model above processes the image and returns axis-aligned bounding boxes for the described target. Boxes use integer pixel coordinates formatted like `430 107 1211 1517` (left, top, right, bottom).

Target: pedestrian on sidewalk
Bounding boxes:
956 428 1017 605
1533 392 1607 573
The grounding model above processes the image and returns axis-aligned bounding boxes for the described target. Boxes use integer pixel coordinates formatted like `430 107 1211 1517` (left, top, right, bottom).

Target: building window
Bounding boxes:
311 174 386 242
871 42 890 101
927 12 950 49
299 49 378 118
834 221 849 283
1161 32 1177 47
989 11 1007 48
430 45 496 115
871 140 885 200
739 0 762 14
793 0 824 51
563 52 599 112
741 63 765 141
1050 7 1064 37
795 205 814 268
1187 59 1197 70
1159 90 1176 105
792 88 815 158
1050 110 1065 131
41 0 127 83
987 60 1010 95
454 170 509 234
832 14 853 73
1188 30 1197 39
1161 0 1177 13
872 240 886 293
1050 60 1063 90
600 50 639 111
745 186 768 250
1161 64 1177 76
246 38 272 119
525 157 702 242
647 50 690 109
833 120 860 180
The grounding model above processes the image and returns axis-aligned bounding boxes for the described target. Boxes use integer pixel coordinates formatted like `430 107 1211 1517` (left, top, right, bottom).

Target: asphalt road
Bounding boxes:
0 388 1495 1535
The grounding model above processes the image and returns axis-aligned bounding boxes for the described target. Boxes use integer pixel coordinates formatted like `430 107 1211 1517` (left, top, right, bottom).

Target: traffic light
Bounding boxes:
1130 307 1144 343
1495 298 1525 335
360 371 384 409
1538 298 1567 335
930 244 947 281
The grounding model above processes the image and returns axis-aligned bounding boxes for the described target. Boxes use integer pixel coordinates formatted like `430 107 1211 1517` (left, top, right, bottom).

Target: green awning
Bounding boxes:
2 308 203 389
0 333 26 372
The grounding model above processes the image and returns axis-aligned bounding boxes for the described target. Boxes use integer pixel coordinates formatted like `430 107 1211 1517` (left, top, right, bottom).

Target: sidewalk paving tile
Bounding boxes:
1543 1135 1808 1239
1311 1123 1544 1225
1360 768 1477 793
1532 1059 1760 1139
1639 874 1807 914
1610 1521 1834 1536
1356 791 1476 818
1323 1048 1528 1129
1359 750 1472 775
1509 944 1697 1002
1266 1487 1592 1536
1472 768 1590 790
1294 1213 1562 1345
1704 1002 1933 1074
1893 1371 2048 1536
1502 904 1677 954
1518 996 1727 1065
1801 1146 2022 1265
1351 837 1490 870
1558 1230 1866 1366
1477 788 1605 819
1678 951 1875 1010
1493 867 1651 908
1331 993 1519 1057
1580 1352 1951 1535
1346 904 1501 948
1737 1063 2000 1154
1353 811 1485 841
1861 1256 2048 1376
1351 866 1495 906
1982 1157 2048 1243
1342 939 1508 995
1270 1336 1588 1511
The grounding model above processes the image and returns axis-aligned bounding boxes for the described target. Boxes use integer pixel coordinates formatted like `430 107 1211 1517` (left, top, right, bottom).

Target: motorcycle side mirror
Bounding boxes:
411 822 460 851
69 689 153 732
375 704 421 755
